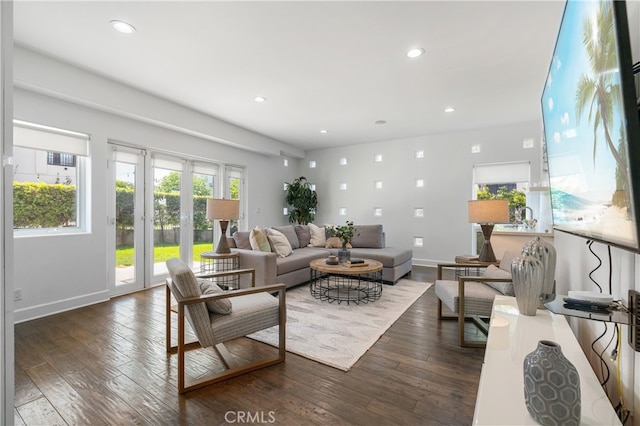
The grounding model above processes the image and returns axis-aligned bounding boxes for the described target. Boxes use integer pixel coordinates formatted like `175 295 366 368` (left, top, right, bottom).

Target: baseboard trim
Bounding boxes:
412 258 446 268
14 290 110 324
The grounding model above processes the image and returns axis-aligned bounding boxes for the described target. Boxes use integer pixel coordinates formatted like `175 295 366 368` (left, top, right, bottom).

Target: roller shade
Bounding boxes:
14 123 89 156
473 161 530 184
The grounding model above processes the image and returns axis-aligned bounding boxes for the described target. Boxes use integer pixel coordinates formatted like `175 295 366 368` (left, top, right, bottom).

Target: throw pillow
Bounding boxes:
295 225 311 247
325 236 352 249
266 228 293 258
482 264 514 296
233 231 252 250
272 225 300 249
308 223 326 247
350 224 384 248
249 227 271 252
499 250 520 273
198 280 232 315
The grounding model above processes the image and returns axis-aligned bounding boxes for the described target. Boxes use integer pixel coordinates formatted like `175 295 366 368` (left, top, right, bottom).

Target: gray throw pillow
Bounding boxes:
233 231 252 250
198 280 232 314
295 225 311 247
272 225 300 249
350 224 384 248
482 264 513 296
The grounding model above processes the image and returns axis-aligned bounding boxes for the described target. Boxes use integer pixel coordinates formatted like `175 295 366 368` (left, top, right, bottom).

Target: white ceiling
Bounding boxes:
13 1 565 151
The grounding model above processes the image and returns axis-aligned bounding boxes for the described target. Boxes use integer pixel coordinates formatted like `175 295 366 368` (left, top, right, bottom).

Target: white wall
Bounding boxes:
303 119 544 265
12 51 298 323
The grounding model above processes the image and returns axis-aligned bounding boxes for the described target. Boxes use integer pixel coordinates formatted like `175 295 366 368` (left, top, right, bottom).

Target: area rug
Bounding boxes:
248 279 431 371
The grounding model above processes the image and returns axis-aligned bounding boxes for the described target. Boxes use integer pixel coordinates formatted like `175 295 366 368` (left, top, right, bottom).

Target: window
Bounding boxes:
473 161 530 223
47 152 76 167
13 120 90 234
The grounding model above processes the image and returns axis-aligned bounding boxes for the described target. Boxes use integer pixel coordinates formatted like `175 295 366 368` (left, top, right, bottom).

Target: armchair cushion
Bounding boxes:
482 264 514 296
198 280 232 314
435 279 501 317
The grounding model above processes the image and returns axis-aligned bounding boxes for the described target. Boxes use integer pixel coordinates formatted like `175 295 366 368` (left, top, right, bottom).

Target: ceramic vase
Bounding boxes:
523 340 581 426
511 251 544 316
526 237 557 296
338 241 350 263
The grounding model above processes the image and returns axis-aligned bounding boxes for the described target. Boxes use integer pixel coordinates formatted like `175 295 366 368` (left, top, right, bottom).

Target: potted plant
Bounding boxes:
327 220 354 262
285 176 318 225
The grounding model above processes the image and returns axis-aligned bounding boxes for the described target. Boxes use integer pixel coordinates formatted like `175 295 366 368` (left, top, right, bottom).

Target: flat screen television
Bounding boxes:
541 0 640 252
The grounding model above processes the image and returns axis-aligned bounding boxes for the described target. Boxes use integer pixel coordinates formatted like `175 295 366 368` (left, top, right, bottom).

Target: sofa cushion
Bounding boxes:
308 223 326 247
272 225 300 249
276 247 329 275
250 227 271 252
482 264 514 296
346 247 412 268
198 279 232 314
351 224 384 248
325 236 351 249
295 225 311 248
233 231 252 250
266 228 293 258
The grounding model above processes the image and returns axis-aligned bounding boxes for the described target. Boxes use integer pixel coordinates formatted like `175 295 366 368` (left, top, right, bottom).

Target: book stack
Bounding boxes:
345 259 368 267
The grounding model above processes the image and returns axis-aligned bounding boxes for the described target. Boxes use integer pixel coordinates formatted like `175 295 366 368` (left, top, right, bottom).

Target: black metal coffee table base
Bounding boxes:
309 269 383 305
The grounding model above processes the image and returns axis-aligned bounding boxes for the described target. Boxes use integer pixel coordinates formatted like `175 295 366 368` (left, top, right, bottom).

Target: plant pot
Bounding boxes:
523 340 581 426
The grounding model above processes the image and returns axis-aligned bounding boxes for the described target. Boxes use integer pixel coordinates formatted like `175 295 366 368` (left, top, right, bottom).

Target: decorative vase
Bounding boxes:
523 340 581 426
511 251 544 316
527 237 557 299
338 241 350 263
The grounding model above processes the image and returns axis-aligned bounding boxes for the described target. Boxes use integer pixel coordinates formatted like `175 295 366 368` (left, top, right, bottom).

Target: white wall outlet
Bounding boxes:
14 288 22 301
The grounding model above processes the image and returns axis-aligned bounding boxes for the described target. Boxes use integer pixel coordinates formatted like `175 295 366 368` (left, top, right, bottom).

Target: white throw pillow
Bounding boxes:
308 223 326 247
266 228 293 258
198 280 232 314
482 264 513 296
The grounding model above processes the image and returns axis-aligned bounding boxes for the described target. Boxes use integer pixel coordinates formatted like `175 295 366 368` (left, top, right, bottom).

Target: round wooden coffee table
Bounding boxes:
309 258 383 304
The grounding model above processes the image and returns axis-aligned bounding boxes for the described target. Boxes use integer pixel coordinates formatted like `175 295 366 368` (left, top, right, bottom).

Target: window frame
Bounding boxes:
13 120 90 237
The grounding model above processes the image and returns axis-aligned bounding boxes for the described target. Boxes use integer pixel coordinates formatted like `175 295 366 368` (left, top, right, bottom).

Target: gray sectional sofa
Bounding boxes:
228 224 413 288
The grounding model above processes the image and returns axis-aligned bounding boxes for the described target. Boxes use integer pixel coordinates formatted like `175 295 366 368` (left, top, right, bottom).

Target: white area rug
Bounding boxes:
248 279 431 371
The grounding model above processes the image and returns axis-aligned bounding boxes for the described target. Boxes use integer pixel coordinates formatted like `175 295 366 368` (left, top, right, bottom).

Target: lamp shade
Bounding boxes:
206 199 240 221
468 199 509 224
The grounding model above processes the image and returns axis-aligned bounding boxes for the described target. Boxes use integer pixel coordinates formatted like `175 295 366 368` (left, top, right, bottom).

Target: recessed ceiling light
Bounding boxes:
320 129 328 134
254 96 266 102
407 47 425 58
110 20 136 34
444 107 456 113
374 120 387 125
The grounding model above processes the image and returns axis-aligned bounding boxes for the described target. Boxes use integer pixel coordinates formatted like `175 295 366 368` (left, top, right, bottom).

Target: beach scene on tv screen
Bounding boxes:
542 0 638 249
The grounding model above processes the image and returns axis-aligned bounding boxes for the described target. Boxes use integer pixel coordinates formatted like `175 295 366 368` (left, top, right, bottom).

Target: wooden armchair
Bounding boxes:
165 258 286 393
434 252 516 347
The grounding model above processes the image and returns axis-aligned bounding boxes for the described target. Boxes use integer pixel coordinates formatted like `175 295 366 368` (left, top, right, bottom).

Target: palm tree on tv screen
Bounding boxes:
575 0 630 207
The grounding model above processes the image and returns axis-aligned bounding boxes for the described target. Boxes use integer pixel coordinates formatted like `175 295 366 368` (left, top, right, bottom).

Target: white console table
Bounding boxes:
473 295 621 425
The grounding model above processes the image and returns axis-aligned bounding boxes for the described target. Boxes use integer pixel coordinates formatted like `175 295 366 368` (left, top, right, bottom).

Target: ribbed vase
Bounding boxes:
511 251 543 316
523 340 581 426
526 237 557 295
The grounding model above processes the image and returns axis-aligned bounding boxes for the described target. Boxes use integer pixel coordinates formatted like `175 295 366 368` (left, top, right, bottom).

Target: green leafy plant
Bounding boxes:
326 220 354 244
285 176 318 225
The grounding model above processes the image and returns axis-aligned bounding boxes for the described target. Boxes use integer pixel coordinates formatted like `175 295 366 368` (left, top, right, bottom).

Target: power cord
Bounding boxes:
586 240 603 292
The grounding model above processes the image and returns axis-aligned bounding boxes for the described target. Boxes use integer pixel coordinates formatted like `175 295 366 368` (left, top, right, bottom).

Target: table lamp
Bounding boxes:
206 198 240 254
468 199 510 262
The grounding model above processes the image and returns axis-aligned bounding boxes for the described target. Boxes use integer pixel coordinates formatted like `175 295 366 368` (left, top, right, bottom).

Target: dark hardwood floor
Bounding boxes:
13 266 486 425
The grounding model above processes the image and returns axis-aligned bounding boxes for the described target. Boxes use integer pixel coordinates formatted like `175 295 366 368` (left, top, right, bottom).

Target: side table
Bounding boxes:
200 251 240 290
